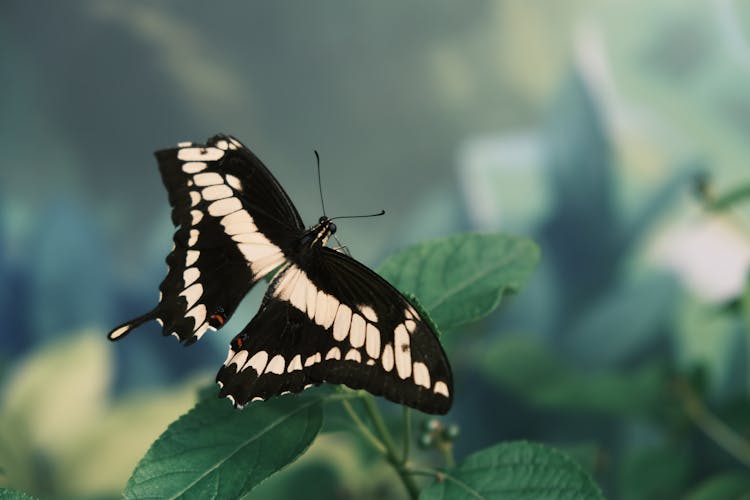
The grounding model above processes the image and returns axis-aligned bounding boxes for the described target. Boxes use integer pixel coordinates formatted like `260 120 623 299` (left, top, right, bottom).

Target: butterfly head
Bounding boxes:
300 216 337 248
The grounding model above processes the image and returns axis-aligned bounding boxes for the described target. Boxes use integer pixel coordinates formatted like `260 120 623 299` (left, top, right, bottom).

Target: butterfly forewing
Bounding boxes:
108 135 304 344
217 248 453 414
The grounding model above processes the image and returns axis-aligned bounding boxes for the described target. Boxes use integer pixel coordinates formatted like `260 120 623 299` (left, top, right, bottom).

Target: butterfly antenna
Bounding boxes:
315 150 326 217
330 210 386 221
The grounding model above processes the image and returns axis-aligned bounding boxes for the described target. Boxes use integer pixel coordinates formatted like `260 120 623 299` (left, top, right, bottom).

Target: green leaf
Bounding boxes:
684 472 750 500
124 394 323 499
0 488 37 500
378 233 540 331
420 441 604 500
480 336 664 415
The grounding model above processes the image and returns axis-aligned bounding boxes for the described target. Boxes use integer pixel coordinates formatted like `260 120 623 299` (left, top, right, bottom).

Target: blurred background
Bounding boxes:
3 1 750 498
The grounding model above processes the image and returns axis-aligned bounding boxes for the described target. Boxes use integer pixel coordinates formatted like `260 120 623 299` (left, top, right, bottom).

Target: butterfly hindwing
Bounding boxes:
108 134 305 344
217 248 453 414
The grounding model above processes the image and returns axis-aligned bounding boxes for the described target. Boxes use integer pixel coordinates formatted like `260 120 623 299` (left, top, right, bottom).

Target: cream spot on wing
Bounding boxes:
201 184 234 201
250 252 285 277
109 324 130 339
182 161 206 174
404 306 418 320
345 349 361 362
433 381 450 397
208 198 242 217
189 191 201 207
349 314 366 348
180 283 203 310
314 291 332 327
229 137 243 149
325 347 341 360
178 146 224 162
359 305 378 322
193 322 208 339
306 281 318 320
413 362 431 388
394 325 411 379
202 184 234 201
333 304 352 341
305 353 322 367
188 229 199 246
186 250 200 266
171 332 180 339
367 359 376 366
265 355 285 374
215 139 229 150
287 354 303 372
275 266 301 301
366 323 381 359
405 320 417 334
156 318 163 326
289 271 310 313
251 397 263 402
177 141 192 147
245 351 269 375
185 304 206 328
324 299 338 329
226 174 242 191
190 210 203 226
231 351 248 372
226 394 236 406
223 349 236 366
230 233 269 245
382 344 394 372
221 211 256 234
194 172 224 186
183 267 200 286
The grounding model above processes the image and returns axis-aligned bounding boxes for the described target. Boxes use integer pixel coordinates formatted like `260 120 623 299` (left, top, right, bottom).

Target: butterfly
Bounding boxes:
108 134 453 414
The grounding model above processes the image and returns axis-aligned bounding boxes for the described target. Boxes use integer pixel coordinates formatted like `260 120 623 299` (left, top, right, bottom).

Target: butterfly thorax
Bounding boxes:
298 216 337 250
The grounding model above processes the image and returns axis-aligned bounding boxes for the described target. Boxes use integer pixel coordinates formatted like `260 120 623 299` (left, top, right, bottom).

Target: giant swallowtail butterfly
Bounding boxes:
108 134 453 414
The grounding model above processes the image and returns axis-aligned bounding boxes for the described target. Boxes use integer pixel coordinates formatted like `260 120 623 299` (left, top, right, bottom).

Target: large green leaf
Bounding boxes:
480 335 663 416
124 395 323 499
420 441 603 500
378 233 539 331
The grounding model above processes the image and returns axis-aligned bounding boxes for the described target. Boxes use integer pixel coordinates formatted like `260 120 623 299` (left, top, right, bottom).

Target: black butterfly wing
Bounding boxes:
216 248 453 414
108 134 304 345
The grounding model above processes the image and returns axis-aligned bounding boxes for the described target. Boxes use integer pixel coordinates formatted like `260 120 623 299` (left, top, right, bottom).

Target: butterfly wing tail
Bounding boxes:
107 309 159 341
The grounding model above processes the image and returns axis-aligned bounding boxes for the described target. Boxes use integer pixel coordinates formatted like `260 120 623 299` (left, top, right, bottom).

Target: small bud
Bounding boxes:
445 424 460 440
419 433 434 448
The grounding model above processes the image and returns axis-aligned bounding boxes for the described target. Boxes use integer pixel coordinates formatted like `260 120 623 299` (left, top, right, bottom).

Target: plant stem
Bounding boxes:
402 406 412 463
340 399 386 454
440 442 455 468
360 396 420 499
677 379 750 469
